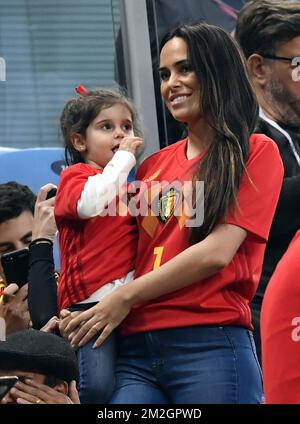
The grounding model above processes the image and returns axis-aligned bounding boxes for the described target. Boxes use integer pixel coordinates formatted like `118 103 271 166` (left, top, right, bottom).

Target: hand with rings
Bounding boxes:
4 379 80 404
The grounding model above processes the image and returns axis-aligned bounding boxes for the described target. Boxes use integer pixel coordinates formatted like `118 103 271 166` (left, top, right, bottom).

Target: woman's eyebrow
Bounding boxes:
159 59 189 72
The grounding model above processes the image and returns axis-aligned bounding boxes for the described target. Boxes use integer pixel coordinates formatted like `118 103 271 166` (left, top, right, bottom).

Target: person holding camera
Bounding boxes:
0 182 58 335
0 329 80 404
0 181 35 334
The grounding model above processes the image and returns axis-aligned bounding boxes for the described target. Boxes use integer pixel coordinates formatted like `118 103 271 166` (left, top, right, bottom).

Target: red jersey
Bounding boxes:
261 230 300 404
55 163 137 310
121 134 283 336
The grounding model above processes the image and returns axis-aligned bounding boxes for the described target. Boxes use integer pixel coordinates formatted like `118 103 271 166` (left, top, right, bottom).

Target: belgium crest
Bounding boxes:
158 187 181 223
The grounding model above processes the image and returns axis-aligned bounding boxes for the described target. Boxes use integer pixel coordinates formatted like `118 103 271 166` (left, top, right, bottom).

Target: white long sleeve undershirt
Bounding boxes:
77 150 136 219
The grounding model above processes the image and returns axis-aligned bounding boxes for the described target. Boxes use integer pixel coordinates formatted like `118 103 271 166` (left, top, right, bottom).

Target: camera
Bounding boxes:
1 248 29 288
46 187 57 200
0 376 19 400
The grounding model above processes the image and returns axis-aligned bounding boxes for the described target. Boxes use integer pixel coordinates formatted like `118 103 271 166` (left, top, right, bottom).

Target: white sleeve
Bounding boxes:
77 150 136 218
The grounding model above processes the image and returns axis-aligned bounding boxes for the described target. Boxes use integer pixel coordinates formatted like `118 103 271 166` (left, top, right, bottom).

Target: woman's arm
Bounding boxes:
63 223 246 347
123 223 246 304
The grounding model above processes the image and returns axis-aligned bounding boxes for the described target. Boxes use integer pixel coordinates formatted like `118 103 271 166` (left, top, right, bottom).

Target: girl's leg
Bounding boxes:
110 333 170 404
77 330 117 404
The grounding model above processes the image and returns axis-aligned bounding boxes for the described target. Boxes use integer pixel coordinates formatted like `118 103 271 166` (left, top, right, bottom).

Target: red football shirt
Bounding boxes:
121 134 283 336
55 163 138 310
261 230 300 403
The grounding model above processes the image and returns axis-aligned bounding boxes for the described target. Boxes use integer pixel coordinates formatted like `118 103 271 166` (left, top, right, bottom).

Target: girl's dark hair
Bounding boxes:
60 88 142 165
160 23 258 243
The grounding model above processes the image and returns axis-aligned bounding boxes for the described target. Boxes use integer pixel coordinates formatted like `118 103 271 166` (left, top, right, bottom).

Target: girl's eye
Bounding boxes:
101 123 111 130
123 123 133 132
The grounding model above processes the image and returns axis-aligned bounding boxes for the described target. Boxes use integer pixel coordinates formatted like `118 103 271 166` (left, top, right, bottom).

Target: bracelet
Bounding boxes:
29 238 54 248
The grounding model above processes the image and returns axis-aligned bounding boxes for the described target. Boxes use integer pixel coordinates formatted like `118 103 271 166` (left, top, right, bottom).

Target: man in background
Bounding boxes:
0 182 35 334
235 0 300 362
0 181 58 335
0 329 79 404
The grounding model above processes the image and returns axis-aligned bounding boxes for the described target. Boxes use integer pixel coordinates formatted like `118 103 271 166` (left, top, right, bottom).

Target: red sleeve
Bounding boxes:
55 163 99 220
261 230 300 403
226 134 284 241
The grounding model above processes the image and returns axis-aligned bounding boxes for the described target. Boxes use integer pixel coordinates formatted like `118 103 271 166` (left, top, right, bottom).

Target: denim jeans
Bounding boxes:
77 330 117 404
110 326 263 404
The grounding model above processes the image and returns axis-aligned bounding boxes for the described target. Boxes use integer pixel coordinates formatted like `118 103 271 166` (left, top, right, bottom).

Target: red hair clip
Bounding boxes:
75 84 88 96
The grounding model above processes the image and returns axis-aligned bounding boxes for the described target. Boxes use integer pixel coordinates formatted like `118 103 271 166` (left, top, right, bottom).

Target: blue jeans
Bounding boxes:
77 330 116 404
110 326 263 404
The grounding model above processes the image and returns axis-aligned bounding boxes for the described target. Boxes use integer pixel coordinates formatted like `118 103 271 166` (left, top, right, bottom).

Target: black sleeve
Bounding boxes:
28 243 58 329
269 174 300 244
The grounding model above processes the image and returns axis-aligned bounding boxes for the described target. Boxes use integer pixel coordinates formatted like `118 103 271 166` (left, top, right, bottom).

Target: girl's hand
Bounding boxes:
65 287 133 349
59 309 82 340
118 136 143 155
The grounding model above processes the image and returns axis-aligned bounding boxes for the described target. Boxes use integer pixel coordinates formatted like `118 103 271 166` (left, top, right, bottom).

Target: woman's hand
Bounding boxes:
65 287 133 349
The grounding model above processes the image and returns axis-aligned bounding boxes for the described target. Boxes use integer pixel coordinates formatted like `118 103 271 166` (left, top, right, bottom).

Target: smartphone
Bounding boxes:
1 248 29 288
46 187 57 200
0 376 18 400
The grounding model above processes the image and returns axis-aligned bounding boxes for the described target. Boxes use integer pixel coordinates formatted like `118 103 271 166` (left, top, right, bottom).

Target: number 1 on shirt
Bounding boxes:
153 246 164 270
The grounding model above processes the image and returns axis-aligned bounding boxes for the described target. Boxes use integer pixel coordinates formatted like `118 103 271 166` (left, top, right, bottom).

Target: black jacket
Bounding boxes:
28 242 58 329
253 118 300 308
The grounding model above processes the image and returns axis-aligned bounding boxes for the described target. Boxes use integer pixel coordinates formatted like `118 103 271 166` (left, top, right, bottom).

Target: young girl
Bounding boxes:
61 24 284 403
54 88 143 404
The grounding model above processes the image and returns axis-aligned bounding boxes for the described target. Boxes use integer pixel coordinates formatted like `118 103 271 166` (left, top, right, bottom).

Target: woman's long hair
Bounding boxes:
160 23 258 244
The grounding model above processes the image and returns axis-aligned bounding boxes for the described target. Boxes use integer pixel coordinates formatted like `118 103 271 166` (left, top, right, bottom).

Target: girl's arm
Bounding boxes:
62 223 246 347
77 136 143 218
77 150 136 218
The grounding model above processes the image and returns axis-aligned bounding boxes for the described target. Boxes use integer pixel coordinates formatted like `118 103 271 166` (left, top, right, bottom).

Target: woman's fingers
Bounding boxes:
64 309 94 334
70 316 104 346
77 321 106 347
93 325 113 349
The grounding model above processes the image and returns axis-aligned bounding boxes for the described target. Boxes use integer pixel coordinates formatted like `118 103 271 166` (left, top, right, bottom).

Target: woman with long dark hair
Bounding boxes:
61 23 283 403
